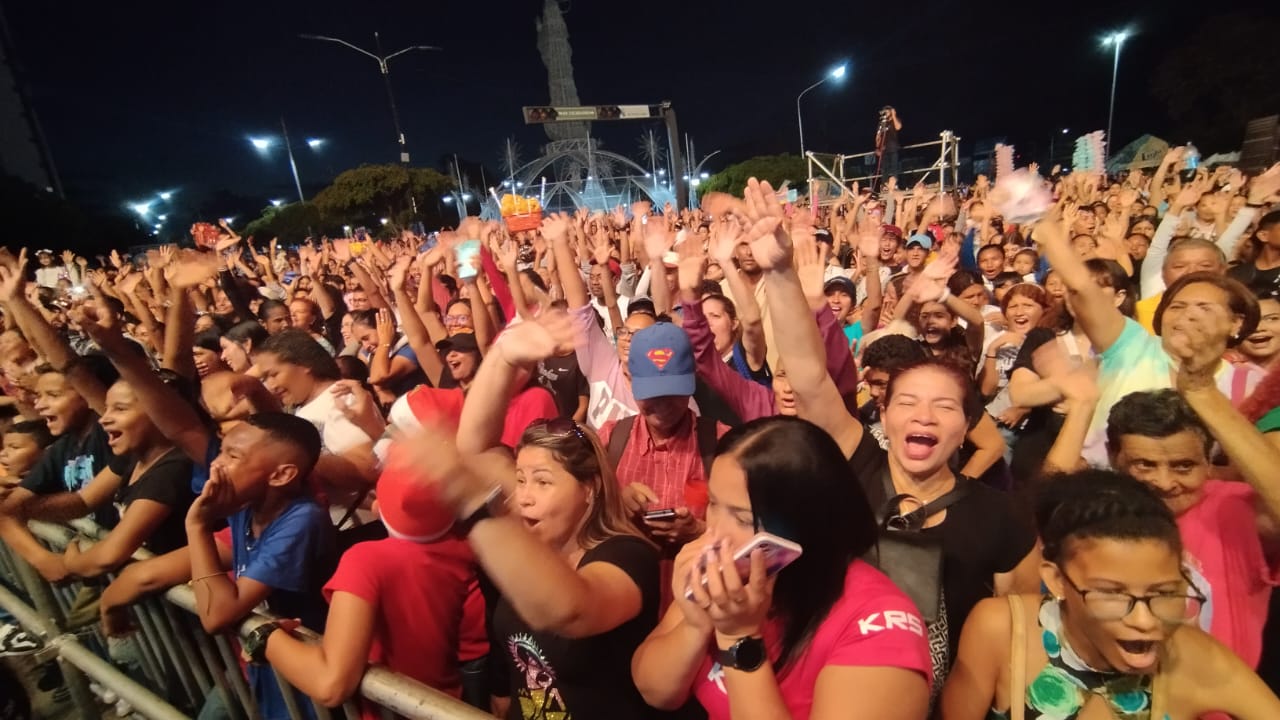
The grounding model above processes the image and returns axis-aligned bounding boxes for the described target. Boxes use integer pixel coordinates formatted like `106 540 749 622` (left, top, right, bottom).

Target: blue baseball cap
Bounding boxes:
906 233 933 251
627 323 696 401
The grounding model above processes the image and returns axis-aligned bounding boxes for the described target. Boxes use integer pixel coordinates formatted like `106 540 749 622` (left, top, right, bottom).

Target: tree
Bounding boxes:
1152 13 1280 153
698 154 807 197
242 202 326 244
312 164 453 229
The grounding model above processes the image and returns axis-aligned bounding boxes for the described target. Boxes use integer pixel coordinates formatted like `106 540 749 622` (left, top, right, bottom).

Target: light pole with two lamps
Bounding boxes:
249 120 325 203
796 63 848 159
300 33 440 166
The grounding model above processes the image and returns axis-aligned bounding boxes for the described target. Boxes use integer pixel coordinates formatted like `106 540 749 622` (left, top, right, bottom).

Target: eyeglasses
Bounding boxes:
1059 572 1205 624
444 314 471 325
614 328 636 339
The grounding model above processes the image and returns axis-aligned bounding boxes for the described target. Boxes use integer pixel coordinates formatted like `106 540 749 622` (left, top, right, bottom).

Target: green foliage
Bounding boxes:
312 164 453 229
242 202 325 243
1152 13 1280 153
698 155 807 197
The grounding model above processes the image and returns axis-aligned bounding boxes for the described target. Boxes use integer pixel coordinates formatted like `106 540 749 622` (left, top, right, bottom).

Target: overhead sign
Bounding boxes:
523 105 660 124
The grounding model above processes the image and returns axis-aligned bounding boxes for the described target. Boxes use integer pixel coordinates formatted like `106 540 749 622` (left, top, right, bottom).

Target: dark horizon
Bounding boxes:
3 0 1273 215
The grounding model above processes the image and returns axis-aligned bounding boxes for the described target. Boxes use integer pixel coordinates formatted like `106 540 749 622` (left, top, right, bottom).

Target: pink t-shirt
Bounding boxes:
571 304 638 429
1178 480 1280 669
692 560 931 720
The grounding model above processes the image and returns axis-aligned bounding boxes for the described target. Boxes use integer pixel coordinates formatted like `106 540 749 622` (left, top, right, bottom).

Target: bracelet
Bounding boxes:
188 572 223 586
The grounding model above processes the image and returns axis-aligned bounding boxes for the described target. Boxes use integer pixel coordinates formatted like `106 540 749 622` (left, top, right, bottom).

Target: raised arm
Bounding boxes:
389 256 445 387
545 214 589 309
422 321 646 639
747 178 865 456
0 250 107 414
1175 322 1280 543
162 252 220 379
711 219 767 369
1035 205 1126 353
75 302 212 463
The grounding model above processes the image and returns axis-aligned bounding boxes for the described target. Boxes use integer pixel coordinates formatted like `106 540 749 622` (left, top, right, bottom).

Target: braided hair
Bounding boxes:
1036 470 1181 564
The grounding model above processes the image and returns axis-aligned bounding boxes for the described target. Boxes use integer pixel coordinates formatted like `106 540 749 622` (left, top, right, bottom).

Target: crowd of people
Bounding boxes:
1 146 1280 720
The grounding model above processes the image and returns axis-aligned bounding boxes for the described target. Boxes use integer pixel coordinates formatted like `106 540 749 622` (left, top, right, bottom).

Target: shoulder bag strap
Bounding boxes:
606 415 637 471
1231 365 1249 406
694 415 719 478
1149 666 1167 720
883 479 972 530
1008 594 1026 720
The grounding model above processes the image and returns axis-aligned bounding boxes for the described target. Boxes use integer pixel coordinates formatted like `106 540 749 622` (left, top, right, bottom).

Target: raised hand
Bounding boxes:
495 309 576 366
642 216 675 263
387 255 413 293
921 245 959 283
740 178 788 270
60 250 75 266
675 237 708 293
792 222 826 301
1169 303 1237 392
1248 163 1280 205
610 205 628 230
540 212 572 242
0 250 27 301
164 250 220 289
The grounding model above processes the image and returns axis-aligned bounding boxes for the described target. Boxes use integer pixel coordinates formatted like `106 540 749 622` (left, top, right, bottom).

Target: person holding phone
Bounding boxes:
632 415 931 719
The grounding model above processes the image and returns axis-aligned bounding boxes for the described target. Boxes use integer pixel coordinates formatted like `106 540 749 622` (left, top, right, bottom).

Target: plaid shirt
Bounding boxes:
599 411 728 518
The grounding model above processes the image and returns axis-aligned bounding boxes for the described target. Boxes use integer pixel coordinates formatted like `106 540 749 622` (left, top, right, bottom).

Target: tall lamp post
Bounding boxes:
300 33 440 165
249 119 324 203
796 63 848 159
1101 31 1128 159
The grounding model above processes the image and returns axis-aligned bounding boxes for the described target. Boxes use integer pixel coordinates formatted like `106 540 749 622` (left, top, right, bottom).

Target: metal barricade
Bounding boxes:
0 519 494 720
806 130 963 202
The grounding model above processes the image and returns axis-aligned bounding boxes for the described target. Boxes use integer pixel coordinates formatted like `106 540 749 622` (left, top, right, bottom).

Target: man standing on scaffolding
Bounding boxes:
875 105 902 190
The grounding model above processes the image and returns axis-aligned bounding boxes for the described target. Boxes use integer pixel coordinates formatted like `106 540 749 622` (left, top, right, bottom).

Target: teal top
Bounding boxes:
987 598 1170 720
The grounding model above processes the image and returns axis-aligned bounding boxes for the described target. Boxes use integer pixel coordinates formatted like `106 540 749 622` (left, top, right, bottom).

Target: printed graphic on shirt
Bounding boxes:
62 454 96 492
1182 553 1213 634
507 633 571 719
586 381 633 430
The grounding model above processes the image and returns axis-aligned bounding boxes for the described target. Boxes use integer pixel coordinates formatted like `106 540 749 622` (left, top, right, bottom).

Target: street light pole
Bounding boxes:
280 118 305 203
300 33 440 165
1102 32 1128 159
795 64 847 159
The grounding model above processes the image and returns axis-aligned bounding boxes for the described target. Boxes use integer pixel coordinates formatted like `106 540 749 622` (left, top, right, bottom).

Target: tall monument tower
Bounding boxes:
535 0 590 143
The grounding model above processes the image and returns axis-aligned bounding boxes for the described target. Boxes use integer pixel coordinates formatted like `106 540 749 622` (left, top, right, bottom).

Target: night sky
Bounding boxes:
3 0 1266 212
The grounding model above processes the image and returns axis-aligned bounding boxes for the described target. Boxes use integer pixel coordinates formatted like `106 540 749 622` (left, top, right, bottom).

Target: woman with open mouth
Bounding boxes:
738 176 1040 705
941 470 1280 719
403 315 661 720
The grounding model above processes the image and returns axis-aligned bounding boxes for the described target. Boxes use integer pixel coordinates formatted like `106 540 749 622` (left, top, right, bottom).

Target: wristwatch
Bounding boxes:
715 636 767 672
242 620 285 665
454 486 507 537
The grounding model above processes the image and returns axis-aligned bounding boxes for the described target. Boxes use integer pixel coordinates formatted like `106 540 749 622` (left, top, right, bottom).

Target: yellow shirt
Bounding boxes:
1135 293 1161 334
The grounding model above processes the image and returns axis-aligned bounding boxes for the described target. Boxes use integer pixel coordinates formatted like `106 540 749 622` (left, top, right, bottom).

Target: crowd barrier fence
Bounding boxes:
0 518 493 720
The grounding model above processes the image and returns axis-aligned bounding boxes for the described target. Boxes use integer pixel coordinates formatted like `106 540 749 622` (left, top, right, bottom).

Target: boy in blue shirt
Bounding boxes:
101 412 334 720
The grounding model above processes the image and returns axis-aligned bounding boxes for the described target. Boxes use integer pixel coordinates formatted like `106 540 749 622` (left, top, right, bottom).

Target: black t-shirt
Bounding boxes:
1228 261 1280 289
21 421 120 527
848 429 1036 659
114 448 197 555
537 352 589 420
491 535 660 720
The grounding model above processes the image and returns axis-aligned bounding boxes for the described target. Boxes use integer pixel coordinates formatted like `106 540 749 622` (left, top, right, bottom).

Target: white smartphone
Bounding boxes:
684 532 803 601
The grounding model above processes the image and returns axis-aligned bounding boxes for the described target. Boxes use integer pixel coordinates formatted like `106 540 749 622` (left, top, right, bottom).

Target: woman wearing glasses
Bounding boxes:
940 470 1280 719
404 311 661 720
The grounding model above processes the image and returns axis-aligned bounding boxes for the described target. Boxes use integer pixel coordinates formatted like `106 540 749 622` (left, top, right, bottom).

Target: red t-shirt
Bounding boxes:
692 560 931 720
1177 480 1280 669
323 535 478 716
399 384 557 449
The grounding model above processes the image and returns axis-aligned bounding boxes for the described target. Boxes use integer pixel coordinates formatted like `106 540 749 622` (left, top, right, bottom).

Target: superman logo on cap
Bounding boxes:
647 348 673 370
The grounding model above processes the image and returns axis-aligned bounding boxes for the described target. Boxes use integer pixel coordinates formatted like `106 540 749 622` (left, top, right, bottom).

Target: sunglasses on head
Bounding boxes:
529 417 590 445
